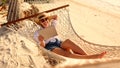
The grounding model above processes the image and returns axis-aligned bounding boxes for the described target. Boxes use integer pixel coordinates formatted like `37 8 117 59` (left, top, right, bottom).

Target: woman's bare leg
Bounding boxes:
69 51 106 59
52 48 106 59
61 39 87 55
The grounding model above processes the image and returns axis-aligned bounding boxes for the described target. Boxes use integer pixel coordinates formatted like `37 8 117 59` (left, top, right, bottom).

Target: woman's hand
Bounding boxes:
38 35 44 42
48 15 58 20
38 35 45 47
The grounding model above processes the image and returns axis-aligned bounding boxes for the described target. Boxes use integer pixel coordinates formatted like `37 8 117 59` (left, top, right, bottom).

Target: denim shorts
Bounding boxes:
45 38 62 51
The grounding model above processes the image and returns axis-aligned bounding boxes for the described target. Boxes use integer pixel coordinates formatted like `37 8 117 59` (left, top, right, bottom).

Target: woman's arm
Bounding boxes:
48 15 57 20
48 15 58 26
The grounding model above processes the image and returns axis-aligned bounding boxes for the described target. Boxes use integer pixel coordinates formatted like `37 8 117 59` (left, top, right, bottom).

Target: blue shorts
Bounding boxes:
45 38 62 51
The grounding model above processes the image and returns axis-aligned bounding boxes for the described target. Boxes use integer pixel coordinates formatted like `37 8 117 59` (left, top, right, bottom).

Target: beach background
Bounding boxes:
70 0 120 46
0 0 120 68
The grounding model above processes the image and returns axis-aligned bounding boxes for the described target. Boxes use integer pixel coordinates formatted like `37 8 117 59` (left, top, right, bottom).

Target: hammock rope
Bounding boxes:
3 0 120 58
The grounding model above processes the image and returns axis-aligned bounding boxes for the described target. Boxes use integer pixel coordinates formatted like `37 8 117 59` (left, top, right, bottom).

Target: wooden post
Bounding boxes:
7 0 24 22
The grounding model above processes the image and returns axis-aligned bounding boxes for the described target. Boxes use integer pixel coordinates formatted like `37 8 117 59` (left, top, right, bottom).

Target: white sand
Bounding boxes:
0 0 120 68
70 0 120 46
0 27 48 68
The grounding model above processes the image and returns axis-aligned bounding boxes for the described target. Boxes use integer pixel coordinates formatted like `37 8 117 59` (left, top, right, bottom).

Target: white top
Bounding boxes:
34 20 60 44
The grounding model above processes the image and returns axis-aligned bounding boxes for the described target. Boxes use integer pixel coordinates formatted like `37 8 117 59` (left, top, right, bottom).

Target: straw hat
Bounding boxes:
35 13 48 25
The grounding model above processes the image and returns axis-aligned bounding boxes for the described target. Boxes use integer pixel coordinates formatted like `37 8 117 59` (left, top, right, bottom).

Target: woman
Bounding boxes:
34 13 106 59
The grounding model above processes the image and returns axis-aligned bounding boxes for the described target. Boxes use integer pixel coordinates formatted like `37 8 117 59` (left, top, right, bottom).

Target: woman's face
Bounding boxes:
39 17 49 28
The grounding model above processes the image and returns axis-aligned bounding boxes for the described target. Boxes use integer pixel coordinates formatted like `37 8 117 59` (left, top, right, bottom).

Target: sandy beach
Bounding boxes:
70 0 120 46
1 0 120 68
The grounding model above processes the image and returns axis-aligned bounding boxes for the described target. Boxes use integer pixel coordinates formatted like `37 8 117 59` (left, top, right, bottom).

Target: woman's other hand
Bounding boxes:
38 35 44 42
38 35 45 47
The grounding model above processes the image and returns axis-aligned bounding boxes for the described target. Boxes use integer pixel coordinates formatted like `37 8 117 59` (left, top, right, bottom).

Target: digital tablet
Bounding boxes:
39 26 58 40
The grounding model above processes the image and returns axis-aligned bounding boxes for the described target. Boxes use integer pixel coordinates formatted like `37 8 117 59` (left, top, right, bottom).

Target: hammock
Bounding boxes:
2 0 120 60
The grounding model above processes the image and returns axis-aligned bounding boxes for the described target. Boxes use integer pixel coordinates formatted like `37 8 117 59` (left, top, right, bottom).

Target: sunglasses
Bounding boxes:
40 18 48 23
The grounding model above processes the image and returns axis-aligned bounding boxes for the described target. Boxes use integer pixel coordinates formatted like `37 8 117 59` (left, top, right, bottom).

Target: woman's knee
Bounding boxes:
65 39 71 42
61 39 71 46
64 39 74 44
61 39 75 48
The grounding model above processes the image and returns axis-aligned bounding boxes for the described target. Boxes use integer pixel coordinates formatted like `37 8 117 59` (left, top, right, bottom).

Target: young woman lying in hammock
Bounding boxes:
34 13 106 59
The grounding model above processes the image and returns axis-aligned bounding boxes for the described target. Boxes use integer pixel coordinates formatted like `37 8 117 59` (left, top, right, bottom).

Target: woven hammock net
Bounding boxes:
5 0 120 59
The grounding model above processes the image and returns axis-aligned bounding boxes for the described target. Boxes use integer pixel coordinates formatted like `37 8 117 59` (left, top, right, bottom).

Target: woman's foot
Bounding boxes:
89 51 107 59
98 51 107 58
